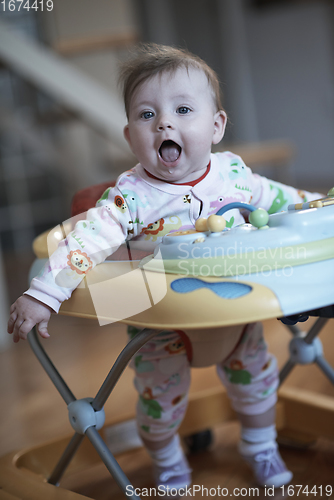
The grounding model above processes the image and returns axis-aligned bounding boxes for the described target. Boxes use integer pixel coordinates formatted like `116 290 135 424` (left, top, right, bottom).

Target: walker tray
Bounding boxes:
59 190 334 330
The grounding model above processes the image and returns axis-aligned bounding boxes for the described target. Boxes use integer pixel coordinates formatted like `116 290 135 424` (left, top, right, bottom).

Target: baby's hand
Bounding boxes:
7 295 52 343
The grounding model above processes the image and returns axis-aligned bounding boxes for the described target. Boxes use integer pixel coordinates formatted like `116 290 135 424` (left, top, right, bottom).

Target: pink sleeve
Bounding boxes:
24 185 132 310
250 173 323 214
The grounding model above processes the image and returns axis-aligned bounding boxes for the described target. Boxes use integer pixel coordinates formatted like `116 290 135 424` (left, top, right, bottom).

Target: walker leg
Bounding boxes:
279 323 305 384
279 317 330 385
303 317 328 344
48 432 85 485
279 359 297 385
284 323 304 336
86 426 141 500
28 326 161 499
92 328 160 411
28 328 76 405
315 356 334 384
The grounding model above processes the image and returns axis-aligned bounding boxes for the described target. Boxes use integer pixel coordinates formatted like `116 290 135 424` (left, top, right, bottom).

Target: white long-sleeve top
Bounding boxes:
25 151 321 312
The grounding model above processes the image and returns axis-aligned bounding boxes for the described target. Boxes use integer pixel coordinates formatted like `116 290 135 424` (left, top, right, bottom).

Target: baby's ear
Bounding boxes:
123 125 136 155
123 125 131 147
212 110 227 145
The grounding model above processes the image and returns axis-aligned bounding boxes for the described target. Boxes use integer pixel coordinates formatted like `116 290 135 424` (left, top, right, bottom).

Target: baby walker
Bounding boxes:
1 188 334 499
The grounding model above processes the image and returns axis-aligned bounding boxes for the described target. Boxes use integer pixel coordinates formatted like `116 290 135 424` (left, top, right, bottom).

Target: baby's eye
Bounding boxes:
141 111 154 119
177 106 191 115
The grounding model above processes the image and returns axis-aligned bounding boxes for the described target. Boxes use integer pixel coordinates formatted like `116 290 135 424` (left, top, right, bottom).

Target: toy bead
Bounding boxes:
195 218 209 232
327 187 334 197
249 208 269 228
207 215 226 232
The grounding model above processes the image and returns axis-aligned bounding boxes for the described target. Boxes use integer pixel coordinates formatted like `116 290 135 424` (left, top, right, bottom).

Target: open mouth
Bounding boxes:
158 140 182 164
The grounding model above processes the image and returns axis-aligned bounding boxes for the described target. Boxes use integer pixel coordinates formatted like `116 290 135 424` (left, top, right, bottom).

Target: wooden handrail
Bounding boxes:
54 31 138 56
0 20 130 152
215 139 295 168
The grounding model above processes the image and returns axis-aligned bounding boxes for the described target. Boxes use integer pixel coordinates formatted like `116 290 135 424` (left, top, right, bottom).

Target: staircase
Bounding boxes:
0 19 131 156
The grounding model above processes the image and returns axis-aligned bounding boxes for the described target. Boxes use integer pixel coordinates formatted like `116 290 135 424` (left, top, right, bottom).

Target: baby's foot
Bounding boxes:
240 444 293 487
153 453 192 492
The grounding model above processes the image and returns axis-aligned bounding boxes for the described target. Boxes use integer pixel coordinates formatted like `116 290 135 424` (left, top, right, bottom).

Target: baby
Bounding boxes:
8 43 321 492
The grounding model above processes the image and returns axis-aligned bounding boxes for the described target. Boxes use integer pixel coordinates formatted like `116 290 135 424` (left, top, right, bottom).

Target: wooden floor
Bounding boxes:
61 424 334 500
1 312 334 498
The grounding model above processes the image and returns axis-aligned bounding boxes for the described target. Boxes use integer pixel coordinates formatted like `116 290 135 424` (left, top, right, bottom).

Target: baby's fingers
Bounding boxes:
7 311 17 334
37 320 50 339
12 319 24 343
13 319 35 343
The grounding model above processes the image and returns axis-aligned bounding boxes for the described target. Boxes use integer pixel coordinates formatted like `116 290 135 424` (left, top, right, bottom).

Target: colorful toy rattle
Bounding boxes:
195 203 270 233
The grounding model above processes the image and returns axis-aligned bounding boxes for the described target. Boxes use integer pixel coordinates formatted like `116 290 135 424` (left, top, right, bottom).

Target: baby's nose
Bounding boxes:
157 115 174 130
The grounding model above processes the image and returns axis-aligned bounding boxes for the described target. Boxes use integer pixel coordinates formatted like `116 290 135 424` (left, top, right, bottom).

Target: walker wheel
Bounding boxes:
184 429 213 453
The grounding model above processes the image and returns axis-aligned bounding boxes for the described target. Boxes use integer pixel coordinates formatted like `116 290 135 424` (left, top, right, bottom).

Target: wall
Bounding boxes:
244 1 334 188
136 0 334 189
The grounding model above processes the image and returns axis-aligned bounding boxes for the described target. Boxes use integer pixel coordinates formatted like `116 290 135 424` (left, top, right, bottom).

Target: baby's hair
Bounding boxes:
119 43 224 119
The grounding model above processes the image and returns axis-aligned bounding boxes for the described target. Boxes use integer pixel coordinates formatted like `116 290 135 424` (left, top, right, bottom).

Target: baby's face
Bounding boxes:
124 67 226 183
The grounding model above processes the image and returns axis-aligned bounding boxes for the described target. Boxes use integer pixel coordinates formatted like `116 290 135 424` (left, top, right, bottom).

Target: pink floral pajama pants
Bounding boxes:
128 322 279 442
